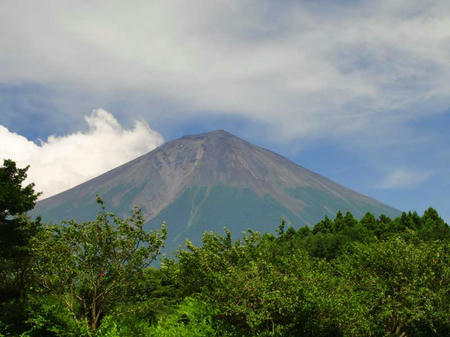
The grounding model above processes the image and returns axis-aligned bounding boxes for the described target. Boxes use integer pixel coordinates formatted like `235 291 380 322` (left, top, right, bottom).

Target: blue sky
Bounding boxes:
0 0 449 222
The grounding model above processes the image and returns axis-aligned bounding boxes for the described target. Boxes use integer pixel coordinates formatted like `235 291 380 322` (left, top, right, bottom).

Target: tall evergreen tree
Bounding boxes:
0 159 41 301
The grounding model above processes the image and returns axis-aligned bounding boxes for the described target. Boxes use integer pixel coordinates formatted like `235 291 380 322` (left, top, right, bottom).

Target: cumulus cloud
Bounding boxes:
0 109 164 198
0 0 449 141
379 169 431 189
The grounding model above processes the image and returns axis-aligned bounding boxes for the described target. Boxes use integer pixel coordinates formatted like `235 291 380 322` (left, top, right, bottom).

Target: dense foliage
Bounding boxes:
29 198 167 331
0 160 449 336
163 213 449 337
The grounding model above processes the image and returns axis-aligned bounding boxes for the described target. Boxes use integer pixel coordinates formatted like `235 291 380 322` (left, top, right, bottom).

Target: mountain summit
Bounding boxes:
35 130 400 253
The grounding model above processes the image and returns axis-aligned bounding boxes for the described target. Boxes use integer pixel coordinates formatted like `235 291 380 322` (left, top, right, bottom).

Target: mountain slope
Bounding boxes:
34 130 401 253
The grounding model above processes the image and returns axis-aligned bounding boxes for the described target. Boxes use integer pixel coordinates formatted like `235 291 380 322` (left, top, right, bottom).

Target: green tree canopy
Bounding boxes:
30 198 167 331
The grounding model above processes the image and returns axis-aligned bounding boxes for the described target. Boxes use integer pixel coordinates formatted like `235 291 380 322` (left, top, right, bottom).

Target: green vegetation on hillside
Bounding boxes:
1 160 449 336
150 185 304 253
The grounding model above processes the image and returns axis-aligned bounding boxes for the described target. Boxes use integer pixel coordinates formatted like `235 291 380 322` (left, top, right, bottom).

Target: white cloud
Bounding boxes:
0 0 449 141
0 109 163 198
379 169 431 189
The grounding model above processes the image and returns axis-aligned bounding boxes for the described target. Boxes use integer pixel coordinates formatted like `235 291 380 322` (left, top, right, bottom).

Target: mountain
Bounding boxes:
34 130 401 254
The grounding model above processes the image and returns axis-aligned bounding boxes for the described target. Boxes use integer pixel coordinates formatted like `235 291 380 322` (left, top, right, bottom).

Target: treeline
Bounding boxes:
0 160 449 337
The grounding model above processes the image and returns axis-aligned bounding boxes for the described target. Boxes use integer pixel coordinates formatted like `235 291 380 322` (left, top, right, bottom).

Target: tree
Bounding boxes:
343 211 358 229
333 211 344 232
419 207 449 241
0 159 41 301
30 198 167 331
312 216 333 234
360 212 377 231
0 159 39 221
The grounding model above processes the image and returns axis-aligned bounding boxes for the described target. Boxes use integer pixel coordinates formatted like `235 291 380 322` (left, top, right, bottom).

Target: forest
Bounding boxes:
1 159 449 337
